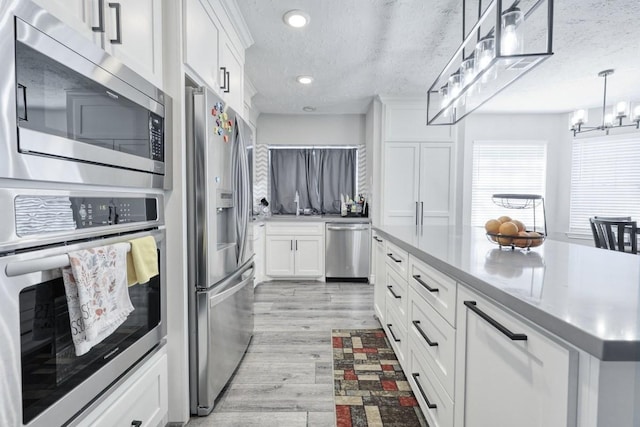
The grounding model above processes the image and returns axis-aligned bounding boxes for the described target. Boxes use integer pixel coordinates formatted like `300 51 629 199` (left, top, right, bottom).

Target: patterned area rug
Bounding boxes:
332 329 427 427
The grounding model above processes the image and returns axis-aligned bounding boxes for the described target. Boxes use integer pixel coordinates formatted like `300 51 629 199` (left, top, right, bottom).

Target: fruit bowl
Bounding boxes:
486 231 545 250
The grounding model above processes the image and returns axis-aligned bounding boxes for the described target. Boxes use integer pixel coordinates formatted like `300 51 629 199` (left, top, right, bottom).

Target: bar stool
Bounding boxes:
589 217 637 254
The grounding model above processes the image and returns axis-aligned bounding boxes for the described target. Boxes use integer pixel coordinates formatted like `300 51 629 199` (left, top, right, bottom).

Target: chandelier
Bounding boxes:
427 0 554 126
570 70 640 136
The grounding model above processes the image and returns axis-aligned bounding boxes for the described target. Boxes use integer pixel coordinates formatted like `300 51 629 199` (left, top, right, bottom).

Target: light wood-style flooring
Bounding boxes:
187 280 380 427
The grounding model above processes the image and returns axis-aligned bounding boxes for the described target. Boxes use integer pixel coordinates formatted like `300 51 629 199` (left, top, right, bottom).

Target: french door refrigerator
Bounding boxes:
186 86 254 416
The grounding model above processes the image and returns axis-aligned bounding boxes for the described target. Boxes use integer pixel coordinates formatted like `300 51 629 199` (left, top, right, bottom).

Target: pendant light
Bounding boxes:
427 0 554 126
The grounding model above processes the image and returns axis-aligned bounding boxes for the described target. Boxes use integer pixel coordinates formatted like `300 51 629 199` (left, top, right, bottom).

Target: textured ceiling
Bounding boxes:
236 0 640 115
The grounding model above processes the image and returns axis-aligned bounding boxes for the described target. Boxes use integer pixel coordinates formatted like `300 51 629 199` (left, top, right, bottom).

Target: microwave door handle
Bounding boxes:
92 0 105 32
108 2 122 44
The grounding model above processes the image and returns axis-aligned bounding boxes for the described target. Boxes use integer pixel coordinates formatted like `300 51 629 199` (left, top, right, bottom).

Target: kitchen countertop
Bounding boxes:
254 214 370 223
374 224 640 361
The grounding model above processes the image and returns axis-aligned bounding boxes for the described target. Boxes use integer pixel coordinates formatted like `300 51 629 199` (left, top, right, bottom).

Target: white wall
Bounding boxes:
256 113 365 146
460 113 572 241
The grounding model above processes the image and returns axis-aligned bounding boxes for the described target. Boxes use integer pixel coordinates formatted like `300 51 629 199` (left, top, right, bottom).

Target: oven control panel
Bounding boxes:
71 197 158 229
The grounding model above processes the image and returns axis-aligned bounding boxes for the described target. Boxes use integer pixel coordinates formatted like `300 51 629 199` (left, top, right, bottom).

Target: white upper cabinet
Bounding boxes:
184 0 252 115
34 0 163 87
183 0 221 91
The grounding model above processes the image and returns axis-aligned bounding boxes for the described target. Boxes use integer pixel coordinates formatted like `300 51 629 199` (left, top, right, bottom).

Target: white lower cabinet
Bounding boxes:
265 222 324 278
373 234 386 320
454 285 577 427
409 342 455 427
253 222 265 285
384 302 407 367
76 347 168 427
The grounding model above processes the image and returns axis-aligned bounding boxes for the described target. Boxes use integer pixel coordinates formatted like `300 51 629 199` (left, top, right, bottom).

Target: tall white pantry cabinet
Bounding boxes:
378 99 456 227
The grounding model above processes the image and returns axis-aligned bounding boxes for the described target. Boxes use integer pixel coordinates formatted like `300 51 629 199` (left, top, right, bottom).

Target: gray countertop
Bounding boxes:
374 225 640 361
255 214 370 223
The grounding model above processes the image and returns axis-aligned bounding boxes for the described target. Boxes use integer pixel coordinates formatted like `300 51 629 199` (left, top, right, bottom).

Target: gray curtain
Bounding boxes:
270 148 356 214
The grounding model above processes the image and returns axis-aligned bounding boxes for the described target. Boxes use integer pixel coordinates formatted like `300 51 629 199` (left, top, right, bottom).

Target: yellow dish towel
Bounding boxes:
126 236 159 286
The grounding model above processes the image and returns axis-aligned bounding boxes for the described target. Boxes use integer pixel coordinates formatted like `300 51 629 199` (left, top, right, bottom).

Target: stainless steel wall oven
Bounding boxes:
1 1 171 189
0 189 167 427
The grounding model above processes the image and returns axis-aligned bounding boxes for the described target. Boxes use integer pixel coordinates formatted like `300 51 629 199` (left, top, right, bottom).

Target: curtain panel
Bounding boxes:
270 148 356 214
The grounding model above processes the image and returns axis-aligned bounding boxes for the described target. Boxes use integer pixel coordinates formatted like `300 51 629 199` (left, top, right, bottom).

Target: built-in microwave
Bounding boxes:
1 1 171 190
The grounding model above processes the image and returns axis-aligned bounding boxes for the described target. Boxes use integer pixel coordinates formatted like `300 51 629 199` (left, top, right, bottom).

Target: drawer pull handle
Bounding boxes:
411 373 437 409
131 421 142 427
412 275 439 293
373 236 383 242
412 320 438 347
386 285 401 299
92 0 105 32
464 301 528 341
386 323 401 342
387 253 402 263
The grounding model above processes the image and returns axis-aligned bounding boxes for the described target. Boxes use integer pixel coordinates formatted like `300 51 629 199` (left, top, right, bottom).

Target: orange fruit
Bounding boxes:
514 231 531 248
485 219 501 234
498 215 512 223
511 219 525 232
498 221 519 236
528 231 543 247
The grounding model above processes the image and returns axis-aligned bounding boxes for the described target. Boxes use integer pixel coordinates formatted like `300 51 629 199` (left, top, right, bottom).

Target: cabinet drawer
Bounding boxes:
77 349 168 427
385 267 408 321
384 304 407 368
409 343 454 427
409 256 457 327
385 240 408 280
266 221 324 236
409 288 455 399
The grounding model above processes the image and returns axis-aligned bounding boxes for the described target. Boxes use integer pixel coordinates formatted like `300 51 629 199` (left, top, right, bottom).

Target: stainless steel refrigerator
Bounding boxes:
186 86 254 416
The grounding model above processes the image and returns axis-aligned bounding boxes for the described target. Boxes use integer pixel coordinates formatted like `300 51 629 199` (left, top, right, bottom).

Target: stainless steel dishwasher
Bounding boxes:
325 222 370 281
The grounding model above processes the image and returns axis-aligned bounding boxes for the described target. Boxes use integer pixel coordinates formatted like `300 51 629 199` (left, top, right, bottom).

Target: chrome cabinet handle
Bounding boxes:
415 201 419 225
220 67 230 93
420 201 424 225
387 253 402 263
92 0 105 32
386 285 401 299
464 301 528 341
386 324 401 342
290 240 293 251
412 320 438 347
108 2 122 44
412 373 437 409
412 274 439 293
295 240 298 251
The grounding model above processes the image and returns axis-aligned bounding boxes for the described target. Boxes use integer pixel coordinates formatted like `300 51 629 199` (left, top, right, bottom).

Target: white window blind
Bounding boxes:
569 136 640 232
471 141 547 228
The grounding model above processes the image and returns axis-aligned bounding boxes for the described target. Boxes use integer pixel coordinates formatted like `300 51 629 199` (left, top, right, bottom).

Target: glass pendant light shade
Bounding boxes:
501 5 524 55
460 54 476 89
474 33 495 74
449 70 463 98
604 112 615 128
631 104 640 123
613 101 630 119
571 109 588 127
439 84 450 109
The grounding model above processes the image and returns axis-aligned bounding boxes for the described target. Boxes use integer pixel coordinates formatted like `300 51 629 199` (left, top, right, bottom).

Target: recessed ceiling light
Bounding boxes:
283 10 310 28
302 106 316 112
296 75 314 85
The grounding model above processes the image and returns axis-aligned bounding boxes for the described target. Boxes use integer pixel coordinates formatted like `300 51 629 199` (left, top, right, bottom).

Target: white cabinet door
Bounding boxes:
32 0 100 43
253 223 265 285
220 34 244 114
383 143 420 225
265 236 295 276
183 0 220 91
419 142 454 226
373 234 386 320
103 0 163 87
454 286 576 427
294 235 324 277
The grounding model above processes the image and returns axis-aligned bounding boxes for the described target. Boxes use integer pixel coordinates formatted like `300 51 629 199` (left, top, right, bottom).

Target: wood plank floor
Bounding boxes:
187 280 380 427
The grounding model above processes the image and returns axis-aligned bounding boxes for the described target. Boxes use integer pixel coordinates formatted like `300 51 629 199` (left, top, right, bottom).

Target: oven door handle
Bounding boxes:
6 242 133 277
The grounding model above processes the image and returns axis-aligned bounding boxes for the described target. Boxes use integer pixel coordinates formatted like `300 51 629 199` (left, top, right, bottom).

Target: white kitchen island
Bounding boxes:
372 225 640 427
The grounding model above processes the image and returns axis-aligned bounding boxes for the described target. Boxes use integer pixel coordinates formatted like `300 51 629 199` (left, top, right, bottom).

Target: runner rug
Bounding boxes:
332 329 427 427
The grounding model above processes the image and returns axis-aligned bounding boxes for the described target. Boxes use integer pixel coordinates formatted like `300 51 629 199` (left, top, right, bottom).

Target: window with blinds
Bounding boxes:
471 141 547 227
569 136 640 232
